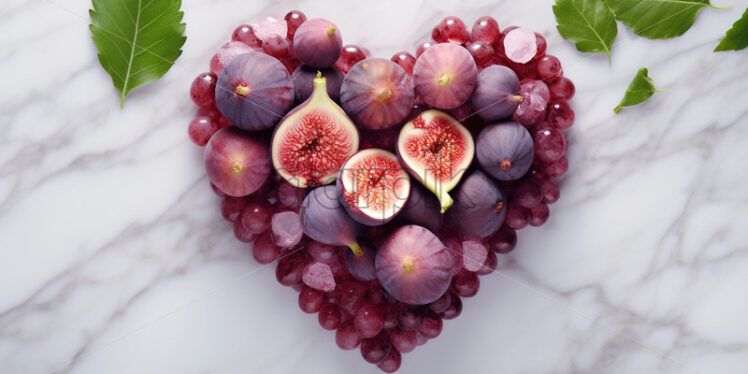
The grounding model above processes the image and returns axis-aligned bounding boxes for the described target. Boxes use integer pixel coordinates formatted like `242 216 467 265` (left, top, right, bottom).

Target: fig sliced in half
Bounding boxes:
396 110 474 213
272 72 359 188
337 149 411 226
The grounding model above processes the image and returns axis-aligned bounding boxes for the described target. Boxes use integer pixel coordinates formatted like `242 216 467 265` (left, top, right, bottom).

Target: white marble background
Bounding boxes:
1 0 747 373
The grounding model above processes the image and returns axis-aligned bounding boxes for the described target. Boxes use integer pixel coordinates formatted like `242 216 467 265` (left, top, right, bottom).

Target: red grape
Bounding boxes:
231 24 261 48
415 40 436 57
546 156 569 178
466 41 494 67
471 16 500 45
319 303 342 330
233 219 254 243
354 301 384 338
419 314 443 338
190 72 217 108
534 33 547 60
361 333 392 364
452 269 479 297
220 196 247 222
540 178 561 204
299 286 325 313
261 34 289 59
389 328 417 353
284 10 307 40
534 127 567 162
505 203 530 230
433 16 469 44
529 202 550 226
487 225 517 253
549 77 575 101
241 201 271 235
335 321 362 350
252 232 282 264
442 292 462 319
536 55 562 82
376 348 401 373
391 51 417 76
187 116 219 146
547 101 575 130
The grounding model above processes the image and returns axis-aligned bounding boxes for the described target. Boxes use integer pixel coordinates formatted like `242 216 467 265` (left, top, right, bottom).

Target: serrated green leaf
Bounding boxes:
90 0 186 107
606 0 726 40
715 7 748 51
614 68 663 113
553 0 618 64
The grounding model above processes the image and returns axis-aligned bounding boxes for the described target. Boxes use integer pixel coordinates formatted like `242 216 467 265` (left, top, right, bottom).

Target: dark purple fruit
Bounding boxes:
340 58 415 130
476 122 534 181
471 65 522 122
447 171 506 238
291 65 344 102
345 240 377 281
300 185 362 255
376 225 454 305
293 18 342 69
215 51 294 131
397 183 443 232
204 127 270 197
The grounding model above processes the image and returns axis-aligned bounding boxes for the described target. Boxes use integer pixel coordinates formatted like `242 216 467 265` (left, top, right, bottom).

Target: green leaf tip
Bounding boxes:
605 0 723 40
90 0 187 107
613 67 662 114
714 7 748 52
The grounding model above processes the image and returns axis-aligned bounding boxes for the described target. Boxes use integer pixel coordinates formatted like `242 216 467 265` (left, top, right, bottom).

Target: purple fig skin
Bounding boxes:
300 185 362 255
476 122 534 181
447 170 506 238
337 149 411 226
215 52 294 131
340 58 415 130
471 65 522 122
292 65 344 102
204 127 271 197
413 43 478 110
375 225 454 305
396 183 443 232
345 240 377 281
293 18 343 69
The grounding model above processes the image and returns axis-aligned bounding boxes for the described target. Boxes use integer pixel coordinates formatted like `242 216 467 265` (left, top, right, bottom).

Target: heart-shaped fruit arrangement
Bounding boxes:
188 11 574 372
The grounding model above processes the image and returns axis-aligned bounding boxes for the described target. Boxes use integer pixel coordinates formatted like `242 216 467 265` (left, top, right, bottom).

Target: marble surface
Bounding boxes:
2 0 748 373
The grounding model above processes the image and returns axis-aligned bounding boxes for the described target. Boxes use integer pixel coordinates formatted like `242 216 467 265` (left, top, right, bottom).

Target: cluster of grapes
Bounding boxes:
187 10 574 373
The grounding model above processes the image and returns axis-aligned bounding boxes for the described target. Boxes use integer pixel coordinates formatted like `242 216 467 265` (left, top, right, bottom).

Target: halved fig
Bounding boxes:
375 225 454 305
340 58 415 130
446 170 506 238
300 185 362 255
396 110 474 213
337 149 410 226
215 51 294 131
272 72 359 188
204 127 271 197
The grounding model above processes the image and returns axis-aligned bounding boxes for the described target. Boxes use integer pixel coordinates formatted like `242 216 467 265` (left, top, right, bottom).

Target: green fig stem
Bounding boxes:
438 193 453 214
349 242 363 256
312 72 328 98
326 24 337 37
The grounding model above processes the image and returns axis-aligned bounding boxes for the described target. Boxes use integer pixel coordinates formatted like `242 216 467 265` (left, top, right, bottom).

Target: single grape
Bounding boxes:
221 196 247 222
336 321 362 350
361 333 392 364
299 286 325 313
240 201 271 235
428 292 452 314
338 281 368 312
261 34 289 59
307 241 340 264
188 116 220 146
534 127 567 162
275 252 306 286
549 77 575 101
397 307 423 331
233 218 254 243
540 178 560 204
389 328 417 353
534 33 547 60
284 10 307 40
433 16 469 44
415 40 436 57
466 41 494 67
376 348 401 373
505 203 530 230
477 251 498 275
391 51 417 76
354 301 385 339
452 269 479 297
530 202 550 226
231 24 262 48
546 156 569 178
334 44 369 74
471 16 500 45
418 314 443 338
190 72 217 108
252 232 282 264
441 292 462 319
319 303 342 330
536 55 562 81
547 101 575 130
487 225 517 253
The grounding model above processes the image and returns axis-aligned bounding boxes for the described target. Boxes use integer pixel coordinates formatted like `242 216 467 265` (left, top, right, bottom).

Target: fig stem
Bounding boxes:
312 73 328 97
438 193 453 214
326 24 336 37
402 259 415 272
231 161 244 175
235 84 250 97
437 73 451 87
511 95 524 103
349 242 363 256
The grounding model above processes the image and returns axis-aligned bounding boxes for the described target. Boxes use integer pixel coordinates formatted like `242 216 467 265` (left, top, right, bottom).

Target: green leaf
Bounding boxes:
606 0 728 40
614 68 663 113
90 0 186 107
553 0 618 64
715 7 748 51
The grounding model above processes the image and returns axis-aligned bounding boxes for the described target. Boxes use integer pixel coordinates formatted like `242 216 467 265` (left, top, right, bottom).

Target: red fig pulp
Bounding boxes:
272 73 359 188
396 110 474 213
